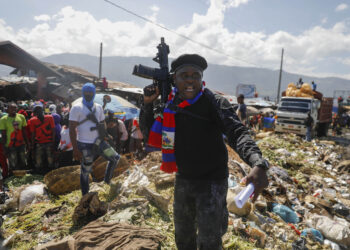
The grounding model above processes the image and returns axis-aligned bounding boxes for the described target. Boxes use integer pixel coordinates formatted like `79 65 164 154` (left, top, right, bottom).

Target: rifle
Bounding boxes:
132 37 172 104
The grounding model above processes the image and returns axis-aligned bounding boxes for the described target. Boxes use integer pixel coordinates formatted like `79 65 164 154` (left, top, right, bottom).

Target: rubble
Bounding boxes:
72 192 108 224
0 132 349 249
43 165 85 195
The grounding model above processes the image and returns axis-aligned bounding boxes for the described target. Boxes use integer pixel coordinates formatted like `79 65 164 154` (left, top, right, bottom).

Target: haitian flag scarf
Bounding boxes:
148 85 205 173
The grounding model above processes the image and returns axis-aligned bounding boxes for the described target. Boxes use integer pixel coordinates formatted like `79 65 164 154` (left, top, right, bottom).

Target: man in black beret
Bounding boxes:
140 53 269 249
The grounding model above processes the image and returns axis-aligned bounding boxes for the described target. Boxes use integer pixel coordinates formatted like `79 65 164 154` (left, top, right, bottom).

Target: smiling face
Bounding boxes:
174 65 203 100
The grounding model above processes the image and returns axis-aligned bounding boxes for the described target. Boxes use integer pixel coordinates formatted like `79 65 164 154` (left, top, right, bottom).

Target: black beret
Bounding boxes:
171 54 207 72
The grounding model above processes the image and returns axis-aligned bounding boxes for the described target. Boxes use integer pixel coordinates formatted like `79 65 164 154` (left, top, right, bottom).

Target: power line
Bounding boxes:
103 0 263 68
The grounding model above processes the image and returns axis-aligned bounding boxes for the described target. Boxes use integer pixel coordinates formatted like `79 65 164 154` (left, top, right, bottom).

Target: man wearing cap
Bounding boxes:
140 54 269 249
69 83 120 195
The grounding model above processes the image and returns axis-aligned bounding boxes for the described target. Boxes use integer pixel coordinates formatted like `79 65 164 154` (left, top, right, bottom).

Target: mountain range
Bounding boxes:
1 53 350 99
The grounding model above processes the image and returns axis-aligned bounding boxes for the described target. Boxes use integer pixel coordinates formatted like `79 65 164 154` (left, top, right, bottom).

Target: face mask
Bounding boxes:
83 93 94 102
82 83 96 108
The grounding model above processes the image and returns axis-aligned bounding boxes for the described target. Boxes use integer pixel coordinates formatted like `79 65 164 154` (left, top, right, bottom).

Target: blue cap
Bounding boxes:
33 101 43 109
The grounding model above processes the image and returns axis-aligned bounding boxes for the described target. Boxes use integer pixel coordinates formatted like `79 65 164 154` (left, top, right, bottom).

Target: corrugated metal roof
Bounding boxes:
0 41 63 78
45 63 97 80
0 76 37 86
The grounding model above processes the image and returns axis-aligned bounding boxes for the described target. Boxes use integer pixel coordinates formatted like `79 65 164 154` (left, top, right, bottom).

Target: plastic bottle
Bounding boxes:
234 183 254 208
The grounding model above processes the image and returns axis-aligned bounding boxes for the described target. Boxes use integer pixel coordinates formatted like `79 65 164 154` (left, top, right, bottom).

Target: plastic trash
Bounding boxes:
228 175 237 188
306 214 350 246
288 223 301 235
269 166 291 181
234 183 254 208
292 237 307 250
271 203 299 224
312 189 323 197
19 184 46 211
0 192 9 204
300 228 323 243
332 203 350 217
324 239 340 250
323 188 337 200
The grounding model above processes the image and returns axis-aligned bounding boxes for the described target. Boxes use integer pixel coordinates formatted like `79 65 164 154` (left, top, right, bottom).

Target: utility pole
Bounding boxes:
276 48 284 104
99 42 103 79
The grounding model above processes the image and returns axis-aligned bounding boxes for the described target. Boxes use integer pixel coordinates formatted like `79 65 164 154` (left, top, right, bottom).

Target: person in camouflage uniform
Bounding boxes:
140 54 269 249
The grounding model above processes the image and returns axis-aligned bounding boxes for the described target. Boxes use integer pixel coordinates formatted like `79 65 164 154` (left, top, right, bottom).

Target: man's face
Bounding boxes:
174 66 203 100
83 91 94 102
8 104 17 117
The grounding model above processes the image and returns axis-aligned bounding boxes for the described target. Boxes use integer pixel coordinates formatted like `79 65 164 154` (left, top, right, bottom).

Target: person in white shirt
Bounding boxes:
105 110 128 153
57 115 76 167
69 83 120 195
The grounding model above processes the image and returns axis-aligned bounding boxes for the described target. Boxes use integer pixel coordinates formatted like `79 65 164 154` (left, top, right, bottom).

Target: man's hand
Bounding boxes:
245 166 269 202
143 85 160 104
73 148 82 162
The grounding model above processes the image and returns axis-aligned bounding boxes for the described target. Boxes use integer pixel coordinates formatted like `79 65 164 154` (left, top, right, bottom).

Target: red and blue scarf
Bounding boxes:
148 84 205 173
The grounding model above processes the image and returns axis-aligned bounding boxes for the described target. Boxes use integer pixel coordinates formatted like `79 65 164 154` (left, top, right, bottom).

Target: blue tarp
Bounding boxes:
73 94 140 120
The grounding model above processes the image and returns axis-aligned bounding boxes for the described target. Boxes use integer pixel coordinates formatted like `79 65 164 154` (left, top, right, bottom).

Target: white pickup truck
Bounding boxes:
275 96 333 137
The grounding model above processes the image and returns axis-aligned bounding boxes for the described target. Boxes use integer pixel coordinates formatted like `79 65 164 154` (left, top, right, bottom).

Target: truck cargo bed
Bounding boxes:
318 97 333 123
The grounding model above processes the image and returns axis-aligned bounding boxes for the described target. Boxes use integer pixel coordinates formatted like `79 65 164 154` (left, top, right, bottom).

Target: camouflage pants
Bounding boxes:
35 143 54 173
7 145 26 171
174 177 228 250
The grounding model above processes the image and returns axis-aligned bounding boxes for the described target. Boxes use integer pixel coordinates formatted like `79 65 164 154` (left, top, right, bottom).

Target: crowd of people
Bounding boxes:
0 94 144 190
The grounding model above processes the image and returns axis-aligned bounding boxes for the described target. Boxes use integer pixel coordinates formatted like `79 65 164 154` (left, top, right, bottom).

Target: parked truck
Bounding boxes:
275 96 333 137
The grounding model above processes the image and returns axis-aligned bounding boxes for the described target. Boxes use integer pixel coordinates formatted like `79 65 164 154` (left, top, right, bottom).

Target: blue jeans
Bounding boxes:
306 126 312 142
77 140 120 195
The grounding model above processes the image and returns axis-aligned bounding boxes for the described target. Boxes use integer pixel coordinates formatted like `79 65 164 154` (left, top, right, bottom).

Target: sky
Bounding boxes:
1 0 350 79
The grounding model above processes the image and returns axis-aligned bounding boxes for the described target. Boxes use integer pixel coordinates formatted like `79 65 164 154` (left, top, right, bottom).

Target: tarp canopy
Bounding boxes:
73 93 139 120
247 106 259 116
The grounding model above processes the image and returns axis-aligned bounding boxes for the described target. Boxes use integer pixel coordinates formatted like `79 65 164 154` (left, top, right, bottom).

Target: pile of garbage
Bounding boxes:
0 132 349 249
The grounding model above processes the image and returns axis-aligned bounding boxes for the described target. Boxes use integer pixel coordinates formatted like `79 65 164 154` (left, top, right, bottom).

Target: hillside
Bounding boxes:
1 53 350 98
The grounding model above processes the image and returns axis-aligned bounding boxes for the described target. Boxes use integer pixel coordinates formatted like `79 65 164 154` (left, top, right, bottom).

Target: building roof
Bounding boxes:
0 41 63 78
45 63 97 82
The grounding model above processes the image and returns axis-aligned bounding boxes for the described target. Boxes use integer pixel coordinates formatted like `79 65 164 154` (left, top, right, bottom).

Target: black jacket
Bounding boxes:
139 88 264 180
305 115 314 127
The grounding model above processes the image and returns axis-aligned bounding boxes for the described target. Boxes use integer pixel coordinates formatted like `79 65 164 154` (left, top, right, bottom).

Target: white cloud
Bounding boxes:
150 5 159 12
1 0 350 79
321 17 327 24
148 5 160 22
339 57 350 66
34 14 51 22
335 3 348 12
0 19 15 41
224 0 252 9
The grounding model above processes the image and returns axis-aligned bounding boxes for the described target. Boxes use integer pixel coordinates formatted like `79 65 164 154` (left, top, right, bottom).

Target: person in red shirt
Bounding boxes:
0 103 29 174
29 102 55 174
